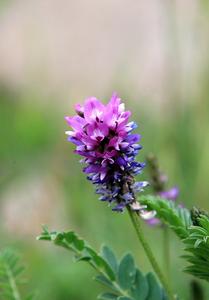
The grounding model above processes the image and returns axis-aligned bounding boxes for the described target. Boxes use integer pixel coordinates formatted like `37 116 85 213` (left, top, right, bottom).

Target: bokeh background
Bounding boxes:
0 0 209 299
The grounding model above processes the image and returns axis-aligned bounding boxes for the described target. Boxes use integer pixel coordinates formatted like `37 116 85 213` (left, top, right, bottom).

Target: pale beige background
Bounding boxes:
0 0 208 108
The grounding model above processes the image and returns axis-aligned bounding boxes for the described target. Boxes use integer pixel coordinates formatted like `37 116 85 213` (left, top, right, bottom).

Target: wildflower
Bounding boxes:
65 93 148 211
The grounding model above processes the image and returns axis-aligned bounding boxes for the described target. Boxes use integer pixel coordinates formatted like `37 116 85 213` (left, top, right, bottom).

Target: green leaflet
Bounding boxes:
98 292 119 300
139 195 192 239
95 275 117 291
131 269 149 300
118 254 136 290
146 273 163 300
38 227 167 300
101 246 118 275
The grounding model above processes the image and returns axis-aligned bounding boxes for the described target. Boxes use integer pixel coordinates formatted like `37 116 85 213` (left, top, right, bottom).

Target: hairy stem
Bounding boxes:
127 206 175 300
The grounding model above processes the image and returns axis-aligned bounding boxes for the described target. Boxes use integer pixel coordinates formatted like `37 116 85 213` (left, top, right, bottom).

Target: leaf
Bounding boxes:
95 275 116 291
85 247 115 280
64 232 85 251
140 195 192 239
146 273 163 300
98 292 118 299
38 228 115 280
118 254 136 290
131 269 148 300
38 228 167 299
162 289 169 300
132 194 201 294
101 246 118 274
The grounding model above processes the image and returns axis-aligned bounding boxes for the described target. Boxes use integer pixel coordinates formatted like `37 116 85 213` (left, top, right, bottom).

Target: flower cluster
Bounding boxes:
65 93 148 211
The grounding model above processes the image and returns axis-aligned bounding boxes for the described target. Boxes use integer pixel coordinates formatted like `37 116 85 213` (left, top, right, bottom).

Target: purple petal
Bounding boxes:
112 203 126 212
84 97 105 123
125 134 141 144
65 115 86 131
75 103 84 115
87 123 109 142
67 137 83 146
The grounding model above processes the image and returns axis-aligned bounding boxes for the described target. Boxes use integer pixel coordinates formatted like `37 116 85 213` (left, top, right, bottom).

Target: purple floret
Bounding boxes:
159 186 179 201
65 93 148 211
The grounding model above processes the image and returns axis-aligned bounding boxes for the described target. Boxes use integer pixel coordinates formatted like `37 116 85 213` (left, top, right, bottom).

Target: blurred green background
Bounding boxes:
0 1 209 299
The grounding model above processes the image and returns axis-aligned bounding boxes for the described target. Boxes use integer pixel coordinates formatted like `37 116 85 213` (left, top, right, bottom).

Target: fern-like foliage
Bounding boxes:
0 249 33 300
139 195 192 239
37 227 167 300
140 195 209 283
183 215 209 281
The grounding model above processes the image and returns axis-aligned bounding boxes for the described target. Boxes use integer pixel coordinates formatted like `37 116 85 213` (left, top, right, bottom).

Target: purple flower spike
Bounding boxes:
66 93 147 212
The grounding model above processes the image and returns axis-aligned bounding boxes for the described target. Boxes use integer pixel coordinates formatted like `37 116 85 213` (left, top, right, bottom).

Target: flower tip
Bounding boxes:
75 103 84 117
65 130 72 136
111 91 118 98
74 103 83 110
64 116 71 125
108 92 121 105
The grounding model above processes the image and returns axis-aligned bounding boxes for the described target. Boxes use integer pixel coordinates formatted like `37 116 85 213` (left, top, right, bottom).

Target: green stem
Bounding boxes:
163 225 170 281
5 264 21 300
127 207 175 300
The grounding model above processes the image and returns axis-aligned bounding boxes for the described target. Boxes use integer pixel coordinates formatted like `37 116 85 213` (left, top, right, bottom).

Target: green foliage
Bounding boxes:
140 195 192 239
101 246 118 275
0 249 34 300
140 195 209 283
118 254 135 290
183 215 209 281
37 227 167 300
